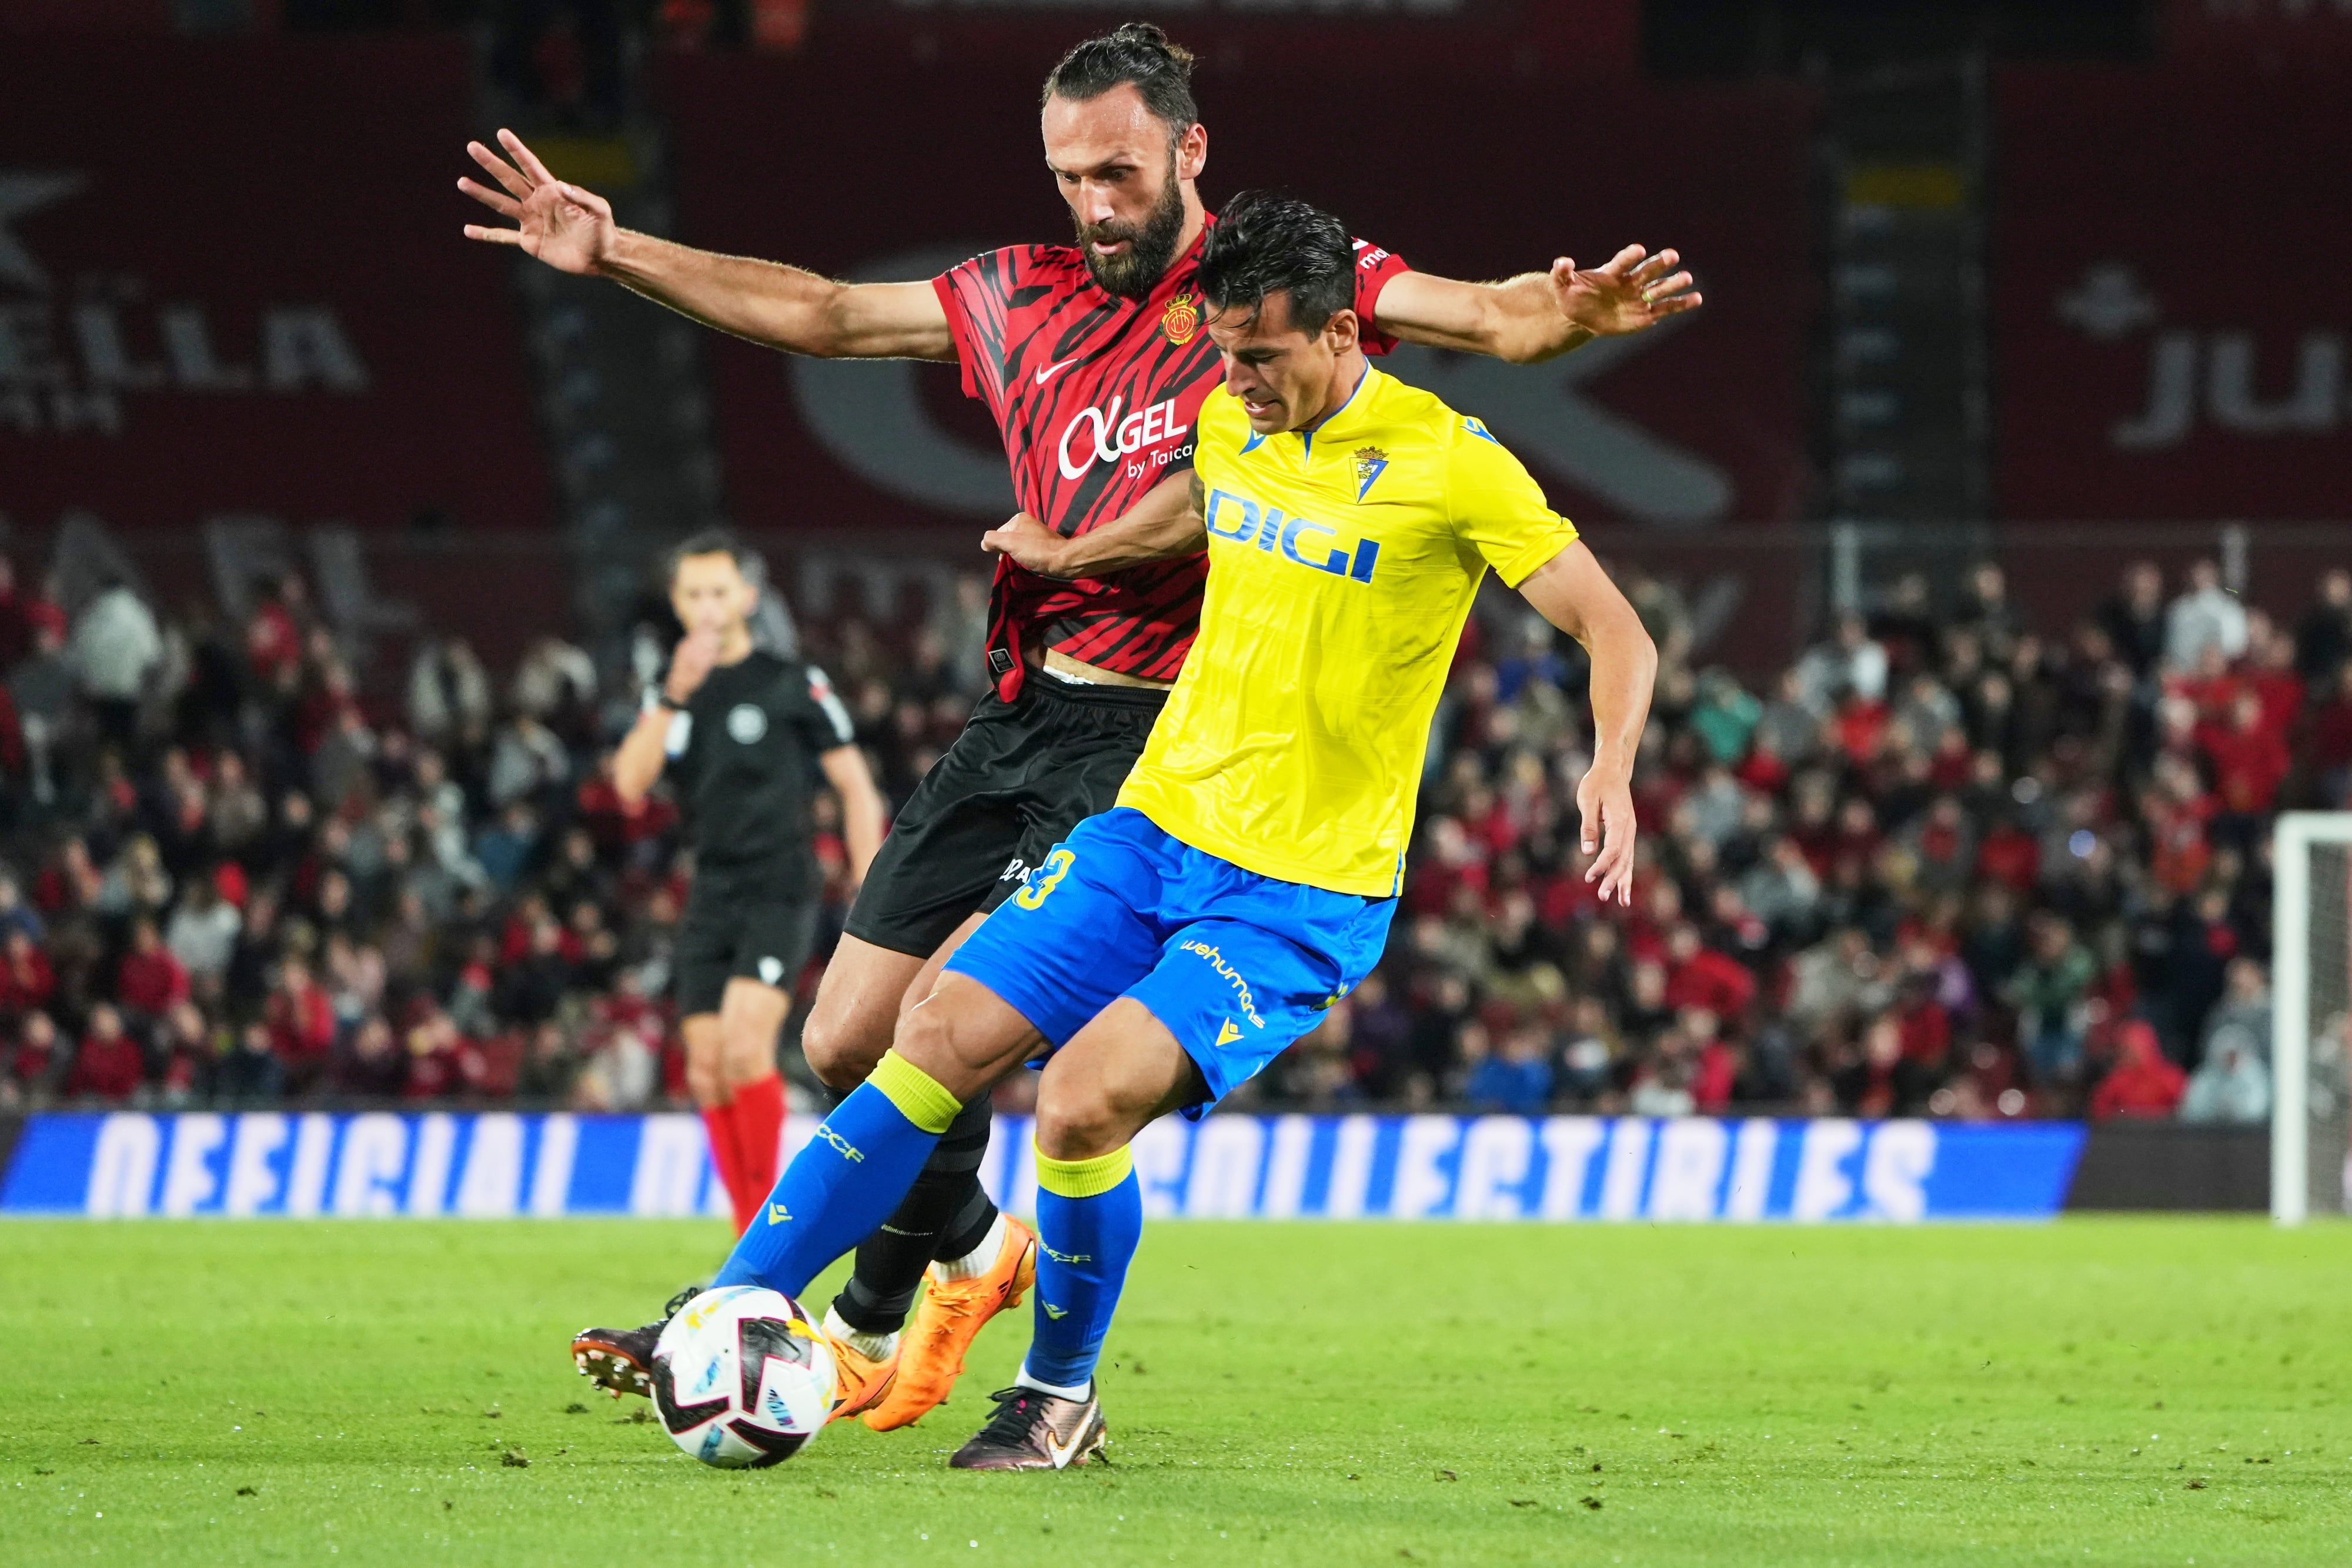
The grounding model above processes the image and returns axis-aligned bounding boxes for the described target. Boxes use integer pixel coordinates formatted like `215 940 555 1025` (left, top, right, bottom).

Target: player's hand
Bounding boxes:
664 628 722 703
980 513 1071 579
1575 755 1639 908
459 129 616 276
1549 246 1701 338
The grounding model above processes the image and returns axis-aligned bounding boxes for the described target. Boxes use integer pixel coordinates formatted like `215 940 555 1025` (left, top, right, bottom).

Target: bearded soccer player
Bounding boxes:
697 190 1656 1467
604 536 886 1241
465 24 1695 1428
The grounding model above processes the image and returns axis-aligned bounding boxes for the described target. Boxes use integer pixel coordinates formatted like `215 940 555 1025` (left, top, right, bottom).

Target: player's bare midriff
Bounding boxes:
1038 647 1174 691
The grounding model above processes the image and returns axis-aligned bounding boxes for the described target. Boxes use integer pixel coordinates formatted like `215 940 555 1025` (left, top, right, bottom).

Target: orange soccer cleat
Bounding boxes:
862 1215 1038 1431
825 1332 901 1423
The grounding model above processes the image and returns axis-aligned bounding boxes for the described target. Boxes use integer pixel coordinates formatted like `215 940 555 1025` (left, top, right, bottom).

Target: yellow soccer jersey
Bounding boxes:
1117 365 1578 897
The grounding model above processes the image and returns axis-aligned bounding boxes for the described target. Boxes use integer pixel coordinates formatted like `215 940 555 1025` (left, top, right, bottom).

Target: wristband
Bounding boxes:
642 686 680 716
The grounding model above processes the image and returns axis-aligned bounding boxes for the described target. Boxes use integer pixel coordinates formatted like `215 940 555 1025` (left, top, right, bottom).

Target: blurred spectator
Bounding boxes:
218 1022 286 1104
2097 561 2167 679
266 955 336 1092
2164 559 2249 674
2199 958 2271 1072
2006 913 2095 1084
403 1005 483 1099
475 801 542 892
0 555 39 670
0 873 43 945
8 1009 61 1099
409 636 493 748
1465 1023 1554 1114
12 619 75 747
488 713 571 807
243 575 307 686
1795 613 1888 711
96 834 173 921
1833 1012 1934 1117
513 634 599 724
65 1004 143 1102
0 926 56 1016
1955 563 2023 661
516 1018 583 1102
2179 1033 2270 1125
2088 1021 2186 1121
333 1014 406 1099
497 913 574 1025
70 577 162 752
117 918 190 1020
156 1001 214 1105
2294 568 2352 684
165 874 243 982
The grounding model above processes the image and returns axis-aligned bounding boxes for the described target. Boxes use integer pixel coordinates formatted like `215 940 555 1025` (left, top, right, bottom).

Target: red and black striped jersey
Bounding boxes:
933 220 1409 699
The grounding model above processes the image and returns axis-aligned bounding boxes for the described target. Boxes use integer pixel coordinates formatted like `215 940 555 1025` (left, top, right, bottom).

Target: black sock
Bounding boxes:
831 1095 1000 1335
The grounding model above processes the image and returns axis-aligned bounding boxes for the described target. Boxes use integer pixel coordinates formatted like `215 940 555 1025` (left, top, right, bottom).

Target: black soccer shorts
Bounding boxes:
844 676 1167 960
674 880 821 1018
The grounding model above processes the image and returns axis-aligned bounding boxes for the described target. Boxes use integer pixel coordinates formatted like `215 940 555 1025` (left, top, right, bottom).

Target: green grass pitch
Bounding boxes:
3 1218 2348 1566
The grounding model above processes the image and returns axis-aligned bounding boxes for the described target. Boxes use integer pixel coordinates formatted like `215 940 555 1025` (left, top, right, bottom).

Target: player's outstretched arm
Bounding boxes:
979 471 1208 581
1379 246 1700 365
459 129 954 362
1516 541 1657 905
818 744 888 887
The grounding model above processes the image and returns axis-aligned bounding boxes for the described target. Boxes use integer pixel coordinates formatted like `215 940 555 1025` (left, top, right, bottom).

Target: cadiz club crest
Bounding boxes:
1161 292 1200 346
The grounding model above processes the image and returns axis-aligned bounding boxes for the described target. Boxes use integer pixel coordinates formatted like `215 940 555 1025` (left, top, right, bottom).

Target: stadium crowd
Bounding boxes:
2 546 2348 1126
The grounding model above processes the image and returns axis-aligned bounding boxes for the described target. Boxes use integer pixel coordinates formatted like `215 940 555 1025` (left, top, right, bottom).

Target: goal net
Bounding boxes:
2273 814 2352 1225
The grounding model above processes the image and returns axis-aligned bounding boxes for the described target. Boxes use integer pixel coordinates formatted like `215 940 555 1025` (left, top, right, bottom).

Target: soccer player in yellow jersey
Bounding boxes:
697 192 1656 1470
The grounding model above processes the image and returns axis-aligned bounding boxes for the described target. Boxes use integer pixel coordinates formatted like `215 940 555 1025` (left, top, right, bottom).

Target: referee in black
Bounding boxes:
610 532 884 1233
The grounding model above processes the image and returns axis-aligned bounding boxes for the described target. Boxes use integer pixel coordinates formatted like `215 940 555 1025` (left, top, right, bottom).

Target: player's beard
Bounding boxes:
1074 149 1188 301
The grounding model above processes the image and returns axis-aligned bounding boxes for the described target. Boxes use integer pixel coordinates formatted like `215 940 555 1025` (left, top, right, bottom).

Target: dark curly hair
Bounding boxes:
1042 22 1200 138
1197 190 1357 336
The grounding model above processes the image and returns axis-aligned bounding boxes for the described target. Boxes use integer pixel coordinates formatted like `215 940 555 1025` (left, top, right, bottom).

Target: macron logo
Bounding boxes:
1179 938 1267 1028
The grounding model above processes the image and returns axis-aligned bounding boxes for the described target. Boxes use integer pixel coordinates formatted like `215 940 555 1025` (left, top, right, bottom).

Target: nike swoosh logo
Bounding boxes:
1044 1417 1090 1470
767 1203 791 1225
1041 1303 1067 1319
1034 355 1081 385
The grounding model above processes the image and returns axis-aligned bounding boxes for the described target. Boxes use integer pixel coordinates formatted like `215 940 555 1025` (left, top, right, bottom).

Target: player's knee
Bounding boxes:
1033 1078 1123 1163
799 1001 884 1091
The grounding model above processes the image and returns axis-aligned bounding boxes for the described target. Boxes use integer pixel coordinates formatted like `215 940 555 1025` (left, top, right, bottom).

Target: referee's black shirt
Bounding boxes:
662 650 856 899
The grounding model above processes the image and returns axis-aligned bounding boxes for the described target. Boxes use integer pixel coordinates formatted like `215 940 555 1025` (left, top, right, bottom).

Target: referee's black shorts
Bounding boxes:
845 676 1167 960
675 874 820 1018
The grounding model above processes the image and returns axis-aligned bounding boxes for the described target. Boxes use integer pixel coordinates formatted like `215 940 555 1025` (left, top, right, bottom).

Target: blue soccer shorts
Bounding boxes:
942 807 1398 1114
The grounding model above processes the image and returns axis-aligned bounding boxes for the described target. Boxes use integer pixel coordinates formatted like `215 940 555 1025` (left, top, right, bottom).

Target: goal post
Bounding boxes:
2272 813 2352 1226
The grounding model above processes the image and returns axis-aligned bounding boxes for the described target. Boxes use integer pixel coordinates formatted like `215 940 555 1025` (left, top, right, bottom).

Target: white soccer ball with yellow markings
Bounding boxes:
652 1285 836 1467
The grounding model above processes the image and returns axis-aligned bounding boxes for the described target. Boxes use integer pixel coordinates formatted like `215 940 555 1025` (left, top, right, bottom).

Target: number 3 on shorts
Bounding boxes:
1014 848 1076 910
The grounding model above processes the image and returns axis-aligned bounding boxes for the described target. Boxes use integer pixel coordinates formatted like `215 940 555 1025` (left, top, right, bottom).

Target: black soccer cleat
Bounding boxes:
572 1286 702 1400
947 1385 1107 1472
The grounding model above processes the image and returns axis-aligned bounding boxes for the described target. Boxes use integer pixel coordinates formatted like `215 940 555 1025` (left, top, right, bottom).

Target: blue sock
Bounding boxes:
1023 1142 1143 1391
712 1051 961 1299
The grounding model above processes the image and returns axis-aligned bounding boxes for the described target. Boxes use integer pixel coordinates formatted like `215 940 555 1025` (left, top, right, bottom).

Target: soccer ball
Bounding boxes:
651 1285 836 1468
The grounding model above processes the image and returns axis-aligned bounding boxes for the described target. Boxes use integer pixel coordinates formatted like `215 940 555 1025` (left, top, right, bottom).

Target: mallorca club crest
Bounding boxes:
1351 445 1389 502
1161 291 1200 345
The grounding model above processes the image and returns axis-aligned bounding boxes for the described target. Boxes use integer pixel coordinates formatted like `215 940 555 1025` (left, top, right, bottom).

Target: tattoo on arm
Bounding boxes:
1188 472 1205 515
